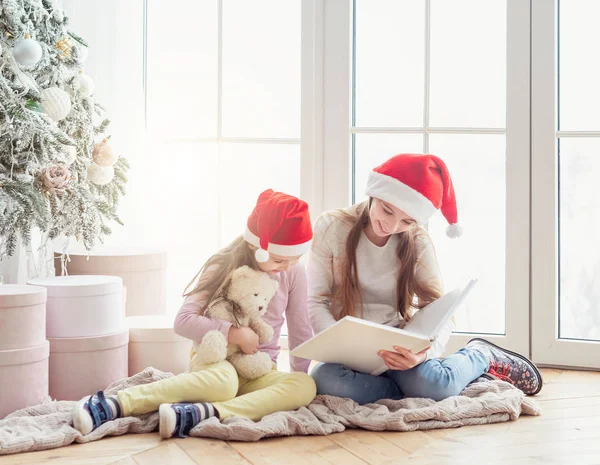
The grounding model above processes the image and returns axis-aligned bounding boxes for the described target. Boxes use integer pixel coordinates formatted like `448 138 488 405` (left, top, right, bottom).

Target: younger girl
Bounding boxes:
308 154 542 404
73 189 316 438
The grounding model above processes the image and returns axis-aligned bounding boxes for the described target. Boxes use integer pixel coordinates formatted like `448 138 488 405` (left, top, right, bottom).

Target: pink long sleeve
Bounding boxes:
173 290 233 342
173 266 233 342
284 265 313 372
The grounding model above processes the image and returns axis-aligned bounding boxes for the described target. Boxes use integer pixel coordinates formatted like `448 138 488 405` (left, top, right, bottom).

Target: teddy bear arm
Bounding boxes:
205 301 238 325
250 317 274 344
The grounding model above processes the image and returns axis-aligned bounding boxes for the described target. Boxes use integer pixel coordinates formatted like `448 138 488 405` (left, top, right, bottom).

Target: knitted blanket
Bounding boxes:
0 368 541 456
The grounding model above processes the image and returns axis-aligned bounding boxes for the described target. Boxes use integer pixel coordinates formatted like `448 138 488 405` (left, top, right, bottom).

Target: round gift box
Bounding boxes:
0 341 49 419
127 315 191 376
48 329 129 401
0 284 47 350
55 246 167 317
28 275 124 338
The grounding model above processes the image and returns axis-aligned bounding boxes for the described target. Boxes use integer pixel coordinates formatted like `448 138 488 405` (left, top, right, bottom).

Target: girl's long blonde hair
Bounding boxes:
183 236 259 310
331 199 441 322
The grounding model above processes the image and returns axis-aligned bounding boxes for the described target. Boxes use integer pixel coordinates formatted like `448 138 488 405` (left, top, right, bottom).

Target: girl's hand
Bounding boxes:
228 327 260 354
378 345 430 371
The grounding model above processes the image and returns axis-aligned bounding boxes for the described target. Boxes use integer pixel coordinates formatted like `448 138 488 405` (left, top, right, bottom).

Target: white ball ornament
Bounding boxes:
77 73 95 97
63 145 77 165
13 35 43 66
92 138 119 166
41 87 71 121
87 162 114 185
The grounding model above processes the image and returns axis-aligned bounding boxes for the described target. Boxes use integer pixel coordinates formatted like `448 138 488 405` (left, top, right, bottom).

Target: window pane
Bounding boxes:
218 143 301 244
559 138 600 341
429 0 506 128
429 134 506 334
146 0 219 138
354 0 425 128
354 133 424 202
558 0 600 130
113 142 221 314
222 0 300 139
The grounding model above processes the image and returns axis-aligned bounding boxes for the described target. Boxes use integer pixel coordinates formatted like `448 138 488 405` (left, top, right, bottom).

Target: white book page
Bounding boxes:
404 279 477 339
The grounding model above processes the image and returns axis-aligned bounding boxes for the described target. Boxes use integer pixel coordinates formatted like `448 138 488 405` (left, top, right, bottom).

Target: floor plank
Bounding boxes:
327 429 410 464
0 434 161 465
229 436 368 465
374 429 452 454
174 438 252 465
108 458 138 465
132 442 196 465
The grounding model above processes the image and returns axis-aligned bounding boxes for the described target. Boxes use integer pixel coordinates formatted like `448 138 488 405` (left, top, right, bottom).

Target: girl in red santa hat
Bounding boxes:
308 153 542 404
72 189 316 438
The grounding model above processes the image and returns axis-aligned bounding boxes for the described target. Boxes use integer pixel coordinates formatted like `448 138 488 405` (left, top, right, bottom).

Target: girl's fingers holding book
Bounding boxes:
379 351 411 370
416 346 431 355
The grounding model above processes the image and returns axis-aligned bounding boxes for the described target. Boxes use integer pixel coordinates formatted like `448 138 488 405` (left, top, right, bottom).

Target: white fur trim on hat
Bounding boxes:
365 171 437 225
243 228 312 257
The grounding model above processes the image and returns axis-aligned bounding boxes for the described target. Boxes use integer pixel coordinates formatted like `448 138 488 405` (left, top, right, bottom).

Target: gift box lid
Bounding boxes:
28 275 123 298
54 246 167 272
0 284 47 308
126 316 188 343
49 329 129 353
0 341 49 367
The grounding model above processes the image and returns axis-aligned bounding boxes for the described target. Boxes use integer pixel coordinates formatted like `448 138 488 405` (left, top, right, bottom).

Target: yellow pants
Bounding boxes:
117 352 316 421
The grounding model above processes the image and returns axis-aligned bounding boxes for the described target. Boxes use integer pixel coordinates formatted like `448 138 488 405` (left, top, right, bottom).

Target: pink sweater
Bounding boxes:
173 264 313 372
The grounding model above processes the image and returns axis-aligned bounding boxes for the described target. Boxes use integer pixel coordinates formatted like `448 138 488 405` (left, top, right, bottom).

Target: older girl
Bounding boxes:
307 154 542 404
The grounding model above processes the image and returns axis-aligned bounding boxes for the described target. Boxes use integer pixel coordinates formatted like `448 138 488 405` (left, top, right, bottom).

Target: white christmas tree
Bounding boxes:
0 0 128 260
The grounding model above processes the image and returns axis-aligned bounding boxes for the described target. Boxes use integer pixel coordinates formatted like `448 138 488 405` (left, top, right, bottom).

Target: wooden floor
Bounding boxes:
3 368 600 465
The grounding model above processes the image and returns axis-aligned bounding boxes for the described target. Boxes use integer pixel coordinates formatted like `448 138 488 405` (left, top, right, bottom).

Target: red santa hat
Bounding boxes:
365 153 463 238
243 189 313 262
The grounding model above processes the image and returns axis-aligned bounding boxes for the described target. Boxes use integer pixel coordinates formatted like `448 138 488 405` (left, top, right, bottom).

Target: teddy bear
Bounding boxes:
193 265 279 379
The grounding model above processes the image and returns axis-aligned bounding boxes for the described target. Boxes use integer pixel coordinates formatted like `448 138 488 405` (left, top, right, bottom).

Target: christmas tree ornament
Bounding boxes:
40 87 71 121
55 37 72 60
87 162 114 185
40 165 72 194
63 145 77 165
13 34 43 66
92 137 118 166
77 72 95 97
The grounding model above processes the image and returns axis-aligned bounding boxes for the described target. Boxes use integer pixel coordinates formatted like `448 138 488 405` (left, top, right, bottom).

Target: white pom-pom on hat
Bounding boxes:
255 248 270 263
446 223 463 239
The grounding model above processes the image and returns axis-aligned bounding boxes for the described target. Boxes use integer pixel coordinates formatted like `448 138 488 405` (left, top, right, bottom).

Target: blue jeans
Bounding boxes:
310 347 489 404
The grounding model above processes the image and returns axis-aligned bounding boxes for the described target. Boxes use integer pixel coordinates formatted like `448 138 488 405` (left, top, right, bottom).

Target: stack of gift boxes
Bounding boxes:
0 247 191 419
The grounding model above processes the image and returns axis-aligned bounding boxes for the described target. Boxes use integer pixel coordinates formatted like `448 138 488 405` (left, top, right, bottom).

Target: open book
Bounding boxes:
291 279 477 376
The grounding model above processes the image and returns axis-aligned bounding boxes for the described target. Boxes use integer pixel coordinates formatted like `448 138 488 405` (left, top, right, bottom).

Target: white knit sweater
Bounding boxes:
306 206 454 360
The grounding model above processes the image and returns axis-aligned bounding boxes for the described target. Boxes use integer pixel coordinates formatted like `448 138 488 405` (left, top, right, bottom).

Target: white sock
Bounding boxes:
107 395 122 418
193 402 218 420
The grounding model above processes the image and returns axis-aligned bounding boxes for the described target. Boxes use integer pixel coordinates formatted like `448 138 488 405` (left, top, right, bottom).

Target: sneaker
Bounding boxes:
159 402 217 439
466 338 543 395
72 391 121 435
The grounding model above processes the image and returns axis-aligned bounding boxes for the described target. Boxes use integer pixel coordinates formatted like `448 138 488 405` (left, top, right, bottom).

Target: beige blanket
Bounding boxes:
0 368 541 456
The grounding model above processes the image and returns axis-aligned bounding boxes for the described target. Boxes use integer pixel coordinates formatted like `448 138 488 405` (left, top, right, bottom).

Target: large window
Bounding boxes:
532 0 600 368
118 0 301 312
319 0 530 355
